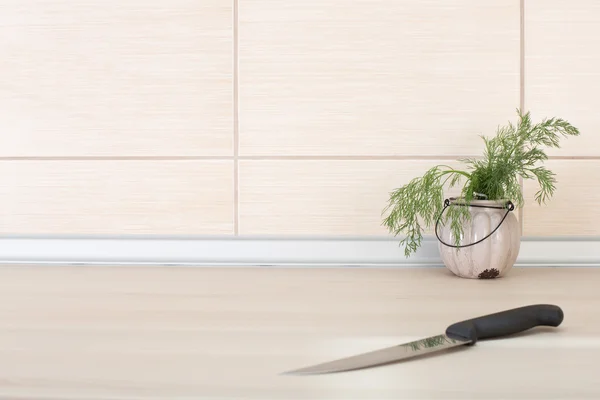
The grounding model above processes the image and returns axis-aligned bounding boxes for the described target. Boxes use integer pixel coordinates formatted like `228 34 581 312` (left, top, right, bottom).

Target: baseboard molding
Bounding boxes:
0 234 599 267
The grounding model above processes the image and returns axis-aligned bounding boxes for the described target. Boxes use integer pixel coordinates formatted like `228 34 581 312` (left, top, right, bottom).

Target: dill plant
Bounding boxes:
382 109 580 257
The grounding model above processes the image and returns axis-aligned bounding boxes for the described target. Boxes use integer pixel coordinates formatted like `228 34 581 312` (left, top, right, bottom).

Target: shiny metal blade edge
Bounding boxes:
282 334 469 375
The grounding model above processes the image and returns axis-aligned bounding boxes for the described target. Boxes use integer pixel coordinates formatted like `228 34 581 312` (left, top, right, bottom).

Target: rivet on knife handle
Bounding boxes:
445 304 564 344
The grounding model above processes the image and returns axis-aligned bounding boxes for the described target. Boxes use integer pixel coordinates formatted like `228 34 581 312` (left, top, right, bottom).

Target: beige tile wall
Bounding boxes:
238 0 519 157
0 0 596 237
523 0 600 235
0 0 234 157
0 161 234 234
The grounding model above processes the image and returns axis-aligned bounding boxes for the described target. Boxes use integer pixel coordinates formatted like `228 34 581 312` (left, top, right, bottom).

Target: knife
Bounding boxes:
283 304 564 375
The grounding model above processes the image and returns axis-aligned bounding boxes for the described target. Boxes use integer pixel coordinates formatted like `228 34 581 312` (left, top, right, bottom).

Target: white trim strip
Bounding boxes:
0 235 599 267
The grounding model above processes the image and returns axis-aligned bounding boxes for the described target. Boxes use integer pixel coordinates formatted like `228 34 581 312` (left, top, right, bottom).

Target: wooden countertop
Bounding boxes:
0 265 596 399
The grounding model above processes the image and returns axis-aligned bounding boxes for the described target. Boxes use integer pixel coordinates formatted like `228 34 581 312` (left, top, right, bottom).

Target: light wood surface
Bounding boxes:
523 160 600 236
1 0 598 238
0 0 233 157
525 0 600 156
239 0 519 156
0 265 596 399
0 160 234 234
239 160 466 235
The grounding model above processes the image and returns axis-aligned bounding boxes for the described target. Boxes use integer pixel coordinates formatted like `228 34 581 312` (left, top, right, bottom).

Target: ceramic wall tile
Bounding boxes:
0 0 233 156
525 0 600 156
0 161 234 234
238 160 467 235
523 160 599 236
238 0 520 156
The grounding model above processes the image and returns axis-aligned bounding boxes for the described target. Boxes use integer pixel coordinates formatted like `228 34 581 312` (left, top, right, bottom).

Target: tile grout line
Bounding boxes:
1 155 599 161
233 0 240 235
0 156 234 161
519 0 525 234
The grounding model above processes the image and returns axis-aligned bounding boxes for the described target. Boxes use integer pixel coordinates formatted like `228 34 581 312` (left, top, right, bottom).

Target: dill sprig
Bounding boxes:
382 109 580 257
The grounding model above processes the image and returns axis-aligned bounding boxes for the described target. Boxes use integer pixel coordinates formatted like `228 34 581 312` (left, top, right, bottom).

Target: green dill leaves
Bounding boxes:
382 165 471 257
382 109 580 257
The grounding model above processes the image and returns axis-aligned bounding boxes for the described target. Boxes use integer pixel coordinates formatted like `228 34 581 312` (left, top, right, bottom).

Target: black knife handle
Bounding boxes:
445 304 564 344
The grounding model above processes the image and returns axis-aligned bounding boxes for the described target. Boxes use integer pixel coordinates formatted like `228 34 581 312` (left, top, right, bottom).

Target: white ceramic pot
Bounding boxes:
436 198 521 279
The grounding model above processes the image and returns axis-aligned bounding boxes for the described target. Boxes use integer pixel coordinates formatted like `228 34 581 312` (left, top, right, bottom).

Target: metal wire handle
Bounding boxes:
434 198 515 249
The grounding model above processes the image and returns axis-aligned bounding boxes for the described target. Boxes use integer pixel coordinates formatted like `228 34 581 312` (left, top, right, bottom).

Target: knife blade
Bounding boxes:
283 304 564 375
